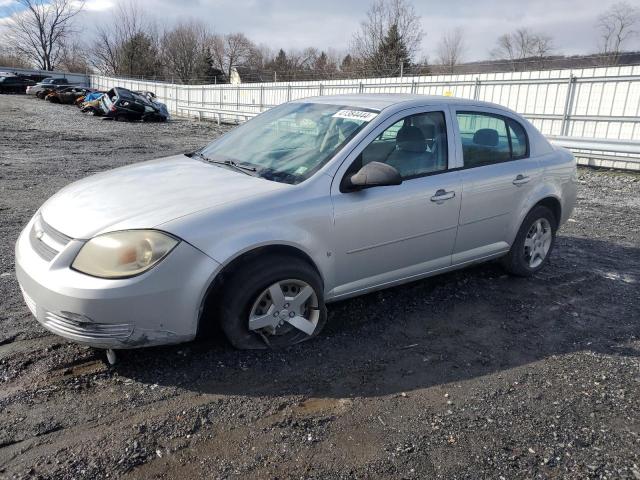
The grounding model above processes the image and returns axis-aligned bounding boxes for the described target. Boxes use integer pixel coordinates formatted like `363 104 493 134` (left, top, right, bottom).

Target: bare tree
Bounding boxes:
492 28 553 71
92 25 121 75
351 0 423 74
162 20 211 83
0 46 31 69
91 1 161 78
5 0 85 70
437 28 465 74
597 1 640 65
59 40 90 73
209 32 256 80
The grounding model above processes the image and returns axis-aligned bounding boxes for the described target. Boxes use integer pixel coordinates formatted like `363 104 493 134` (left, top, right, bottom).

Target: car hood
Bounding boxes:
40 154 287 239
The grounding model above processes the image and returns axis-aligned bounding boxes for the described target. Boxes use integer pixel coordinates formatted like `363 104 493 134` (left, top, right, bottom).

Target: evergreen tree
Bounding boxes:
341 54 353 70
195 47 226 84
372 23 411 76
270 49 289 81
118 32 161 77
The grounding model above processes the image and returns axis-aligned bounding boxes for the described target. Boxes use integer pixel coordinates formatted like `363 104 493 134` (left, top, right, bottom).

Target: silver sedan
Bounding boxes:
15 94 577 353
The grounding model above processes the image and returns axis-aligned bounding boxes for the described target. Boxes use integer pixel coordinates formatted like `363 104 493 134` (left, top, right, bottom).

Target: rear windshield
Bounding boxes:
118 89 134 99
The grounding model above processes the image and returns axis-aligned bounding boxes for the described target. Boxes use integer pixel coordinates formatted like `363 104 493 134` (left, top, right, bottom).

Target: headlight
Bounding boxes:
72 230 179 279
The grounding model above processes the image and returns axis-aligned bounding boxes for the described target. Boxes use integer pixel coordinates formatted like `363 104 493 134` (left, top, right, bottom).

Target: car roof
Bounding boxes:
291 93 514 114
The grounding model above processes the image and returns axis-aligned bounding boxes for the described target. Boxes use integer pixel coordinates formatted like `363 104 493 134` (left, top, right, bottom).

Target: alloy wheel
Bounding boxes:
523 218 552 268
248 279 320 337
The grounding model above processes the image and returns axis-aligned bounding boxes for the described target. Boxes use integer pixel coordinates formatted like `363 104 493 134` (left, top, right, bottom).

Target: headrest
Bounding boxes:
420 123 435 139
473 128 499 147
396 126 426 153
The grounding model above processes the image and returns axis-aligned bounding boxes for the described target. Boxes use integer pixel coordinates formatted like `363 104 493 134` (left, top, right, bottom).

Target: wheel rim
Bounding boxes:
523 218 552 268
248 279 319 337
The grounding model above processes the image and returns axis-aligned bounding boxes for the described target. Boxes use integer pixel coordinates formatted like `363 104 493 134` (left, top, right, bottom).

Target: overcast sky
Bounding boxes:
2 0 639 62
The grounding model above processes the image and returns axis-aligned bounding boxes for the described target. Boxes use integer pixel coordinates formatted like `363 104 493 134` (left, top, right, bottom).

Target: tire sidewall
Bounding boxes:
220 257 327 350
510 205 558 275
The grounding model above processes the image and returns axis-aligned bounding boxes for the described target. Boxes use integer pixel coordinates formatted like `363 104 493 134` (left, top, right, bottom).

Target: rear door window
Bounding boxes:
456 112 529 168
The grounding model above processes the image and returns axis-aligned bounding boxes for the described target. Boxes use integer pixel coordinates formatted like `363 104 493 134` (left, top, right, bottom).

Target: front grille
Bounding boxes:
29 214 72 261
42 311 133 340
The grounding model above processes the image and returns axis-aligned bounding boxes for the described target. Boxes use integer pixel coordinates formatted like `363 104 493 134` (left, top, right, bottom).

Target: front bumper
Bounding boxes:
15 215 220 349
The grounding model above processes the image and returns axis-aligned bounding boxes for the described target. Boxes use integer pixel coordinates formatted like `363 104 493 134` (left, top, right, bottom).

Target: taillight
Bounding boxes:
110 105 116 112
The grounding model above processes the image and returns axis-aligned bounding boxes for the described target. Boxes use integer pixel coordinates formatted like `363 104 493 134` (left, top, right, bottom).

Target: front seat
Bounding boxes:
386 125 433 177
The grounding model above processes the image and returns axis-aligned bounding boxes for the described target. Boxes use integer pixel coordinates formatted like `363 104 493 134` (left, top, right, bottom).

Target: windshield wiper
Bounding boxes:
194 152 258 176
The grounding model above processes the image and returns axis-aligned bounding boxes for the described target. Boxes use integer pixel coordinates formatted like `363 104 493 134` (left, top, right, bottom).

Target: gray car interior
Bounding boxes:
360 113 448 178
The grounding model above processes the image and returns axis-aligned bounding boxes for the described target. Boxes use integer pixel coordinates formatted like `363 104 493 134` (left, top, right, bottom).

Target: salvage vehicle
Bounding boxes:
100 87 168 122
15 95 576 359
0 75 36 94
80 98 104 115
78 91 105 111
27 77 69 96
80 98 105 115
46 87 94 105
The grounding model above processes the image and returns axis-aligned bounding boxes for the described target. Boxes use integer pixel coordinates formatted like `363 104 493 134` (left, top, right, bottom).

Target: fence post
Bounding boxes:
174 84 179 116
561 74 577 136
410 81 416 94
287 84 292 101
473 78 481 100
259 84 264 111
319 83 324 96
358 82 363 94
237 85 240 111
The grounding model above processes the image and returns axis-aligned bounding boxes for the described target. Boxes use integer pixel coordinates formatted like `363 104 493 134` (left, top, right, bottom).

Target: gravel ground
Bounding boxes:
1 95 639 480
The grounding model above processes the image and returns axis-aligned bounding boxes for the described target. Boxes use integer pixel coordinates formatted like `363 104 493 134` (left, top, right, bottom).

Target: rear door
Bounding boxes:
451 109 540 264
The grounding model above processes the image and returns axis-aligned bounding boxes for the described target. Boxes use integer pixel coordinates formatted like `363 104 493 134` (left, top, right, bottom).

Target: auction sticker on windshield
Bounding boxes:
332 110 378 122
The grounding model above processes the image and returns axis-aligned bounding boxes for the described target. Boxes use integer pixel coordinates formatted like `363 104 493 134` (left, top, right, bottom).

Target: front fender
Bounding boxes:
161 181 337 293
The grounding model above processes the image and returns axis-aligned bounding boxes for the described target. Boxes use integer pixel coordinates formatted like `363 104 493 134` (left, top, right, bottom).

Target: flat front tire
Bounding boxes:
219 255 327 349
501 205 557 277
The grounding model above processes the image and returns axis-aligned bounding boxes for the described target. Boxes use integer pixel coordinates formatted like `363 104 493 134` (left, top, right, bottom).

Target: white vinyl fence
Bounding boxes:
90 65 640 171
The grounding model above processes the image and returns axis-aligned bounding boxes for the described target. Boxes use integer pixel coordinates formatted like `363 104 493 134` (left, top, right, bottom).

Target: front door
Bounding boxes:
329 108 462 299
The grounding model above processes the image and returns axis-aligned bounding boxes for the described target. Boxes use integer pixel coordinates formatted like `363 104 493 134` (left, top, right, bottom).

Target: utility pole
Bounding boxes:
400 62 404 79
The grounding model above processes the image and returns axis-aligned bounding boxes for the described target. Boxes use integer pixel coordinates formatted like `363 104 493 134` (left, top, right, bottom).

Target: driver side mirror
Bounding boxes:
345 161 402 190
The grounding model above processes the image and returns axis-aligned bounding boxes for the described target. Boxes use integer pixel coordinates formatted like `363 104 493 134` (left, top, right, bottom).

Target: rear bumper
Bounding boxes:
15 216 220 349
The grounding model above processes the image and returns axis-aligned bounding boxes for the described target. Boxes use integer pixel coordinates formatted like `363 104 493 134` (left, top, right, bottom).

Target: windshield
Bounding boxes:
200 102 377 184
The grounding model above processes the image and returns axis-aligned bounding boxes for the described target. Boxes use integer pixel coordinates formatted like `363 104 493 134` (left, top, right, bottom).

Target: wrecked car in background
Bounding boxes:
27 77 71 96
100 87 169 122
79 91 106 115
46 87 94 105
0 75 36 94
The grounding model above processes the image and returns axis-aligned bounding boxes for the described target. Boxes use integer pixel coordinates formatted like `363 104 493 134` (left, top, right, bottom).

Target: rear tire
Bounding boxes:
501 205 557 277
218 255 327 350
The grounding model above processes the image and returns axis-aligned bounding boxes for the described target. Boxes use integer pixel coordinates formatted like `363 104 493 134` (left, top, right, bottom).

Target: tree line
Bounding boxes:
1 0 639 83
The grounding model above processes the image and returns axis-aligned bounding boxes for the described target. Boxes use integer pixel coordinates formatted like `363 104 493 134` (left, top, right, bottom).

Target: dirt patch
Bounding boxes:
0 94 639 479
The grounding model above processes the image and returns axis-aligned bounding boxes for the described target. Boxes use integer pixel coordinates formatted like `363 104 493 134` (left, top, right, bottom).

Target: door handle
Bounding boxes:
513 174 530 186
430 189 456 203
